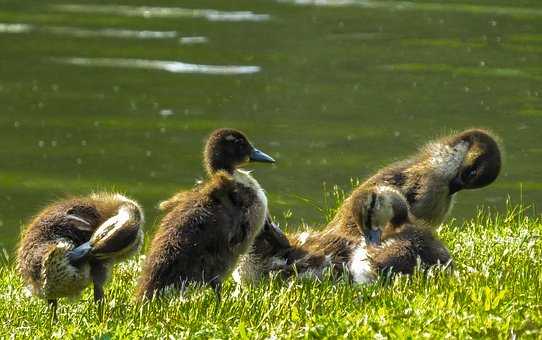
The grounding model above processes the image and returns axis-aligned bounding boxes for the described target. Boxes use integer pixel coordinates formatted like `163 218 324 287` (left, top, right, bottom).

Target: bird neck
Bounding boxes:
205 156 236 176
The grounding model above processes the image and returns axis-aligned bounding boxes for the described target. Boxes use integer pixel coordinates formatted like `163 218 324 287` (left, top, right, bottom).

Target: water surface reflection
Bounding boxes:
53 57 261 75
52 4 271 22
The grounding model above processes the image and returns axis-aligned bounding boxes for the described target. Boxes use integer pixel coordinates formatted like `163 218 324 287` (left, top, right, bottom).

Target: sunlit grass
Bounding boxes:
1 202 541 338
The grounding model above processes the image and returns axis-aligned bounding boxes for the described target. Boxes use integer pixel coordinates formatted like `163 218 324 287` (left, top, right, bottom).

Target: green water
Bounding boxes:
1 0 541 252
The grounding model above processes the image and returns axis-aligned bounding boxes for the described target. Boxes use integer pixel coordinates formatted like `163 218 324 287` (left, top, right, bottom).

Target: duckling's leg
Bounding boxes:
209 278 222 302
90 261 110 302
93 282 104 302
48 299 58 321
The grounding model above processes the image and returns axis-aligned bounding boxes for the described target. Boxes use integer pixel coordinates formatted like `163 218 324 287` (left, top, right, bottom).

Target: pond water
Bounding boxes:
1 0 541 252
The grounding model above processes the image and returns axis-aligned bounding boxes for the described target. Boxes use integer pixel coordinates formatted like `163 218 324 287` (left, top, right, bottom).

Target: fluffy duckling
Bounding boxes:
279 185 450 282
279 185 410 283
370 224 451 276
17 192 144 316
233 217 290 284
365 128 501 225
137 128 275 299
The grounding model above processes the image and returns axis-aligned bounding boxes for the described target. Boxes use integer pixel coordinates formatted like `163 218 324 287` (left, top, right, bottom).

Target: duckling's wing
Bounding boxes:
369 224 452 275
64 204 102 232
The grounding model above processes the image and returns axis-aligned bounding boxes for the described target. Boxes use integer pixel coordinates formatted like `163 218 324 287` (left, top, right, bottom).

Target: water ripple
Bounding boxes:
379 64 542 81
276 0 542 18
51 4 271 22
0 23 33 33
179 36 209 45
52 57 261 75
0 22 208 42
44 26 178 39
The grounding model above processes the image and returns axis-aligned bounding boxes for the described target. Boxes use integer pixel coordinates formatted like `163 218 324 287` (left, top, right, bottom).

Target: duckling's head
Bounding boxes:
447 129 501 194
204 128 275 175
353 185 409 245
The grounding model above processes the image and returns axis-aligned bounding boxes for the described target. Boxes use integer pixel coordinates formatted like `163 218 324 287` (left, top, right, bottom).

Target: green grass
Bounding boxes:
1 204 541 338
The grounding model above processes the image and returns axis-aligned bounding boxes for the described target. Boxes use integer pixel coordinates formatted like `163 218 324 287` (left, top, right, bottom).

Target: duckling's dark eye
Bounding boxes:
462 167 477 182
461 166 477 183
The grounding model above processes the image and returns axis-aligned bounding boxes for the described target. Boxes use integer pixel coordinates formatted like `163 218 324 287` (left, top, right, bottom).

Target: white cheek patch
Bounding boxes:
427 141 469 179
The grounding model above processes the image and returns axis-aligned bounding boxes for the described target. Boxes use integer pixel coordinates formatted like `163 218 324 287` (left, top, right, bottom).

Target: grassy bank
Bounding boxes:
1 205 541 338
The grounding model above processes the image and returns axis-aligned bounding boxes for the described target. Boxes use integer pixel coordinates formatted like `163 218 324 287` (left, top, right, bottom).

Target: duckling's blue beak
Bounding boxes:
367 229 382 246
67 241 92 265
250 148 275 163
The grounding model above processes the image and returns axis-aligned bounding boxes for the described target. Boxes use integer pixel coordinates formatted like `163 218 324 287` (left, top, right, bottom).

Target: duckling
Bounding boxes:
236 129 497 282
277 185 410 283
16 192 144 317
277 185 450 282
137 128 275 299
365 128 501 225
233 217 290 284
370 224 451 276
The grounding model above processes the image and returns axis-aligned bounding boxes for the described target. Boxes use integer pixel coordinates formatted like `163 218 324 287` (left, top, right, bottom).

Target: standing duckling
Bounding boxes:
365 128 501 225
17 192 144 317
137 128 275 299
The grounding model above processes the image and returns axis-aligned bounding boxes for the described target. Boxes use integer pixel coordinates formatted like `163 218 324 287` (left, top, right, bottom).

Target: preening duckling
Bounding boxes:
137 128 275 299
16 193 144 317
366 129 501 225
278 185 408 283
273 186 450 283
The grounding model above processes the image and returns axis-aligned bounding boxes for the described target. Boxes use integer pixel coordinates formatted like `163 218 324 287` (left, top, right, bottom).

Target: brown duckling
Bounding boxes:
233 217 290 284
278 185 450 282
137 128 275 299
278 185 410 283
16 192 144 317
370 223 451 276
365 128 501 225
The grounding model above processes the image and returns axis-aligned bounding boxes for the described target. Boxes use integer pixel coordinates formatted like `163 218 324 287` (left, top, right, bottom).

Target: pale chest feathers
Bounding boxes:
426 141 469 179
348 242 377 284
233 169 268 238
